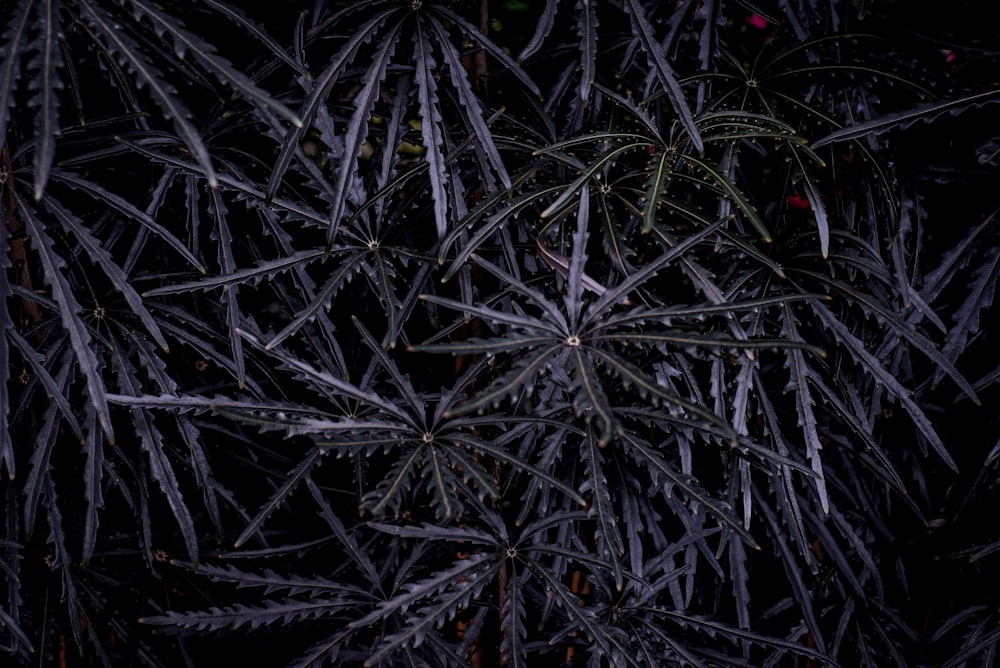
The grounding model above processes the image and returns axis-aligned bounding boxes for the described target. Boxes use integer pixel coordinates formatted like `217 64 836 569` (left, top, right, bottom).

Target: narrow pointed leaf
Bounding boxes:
325 22 401 241
49 170 206 272
144 249 328 296
236 449 323 548
30 0 63 199
265 9 398 202
622 0 703 152
581 427 624 589
77 0 217 186
429 6 541 98
413 23 450 239
18 196 114 440
45 196 169 350
128 0 301 128
812 89 1000 148
575 0 598 105
428 15 510 189
0 0 33 142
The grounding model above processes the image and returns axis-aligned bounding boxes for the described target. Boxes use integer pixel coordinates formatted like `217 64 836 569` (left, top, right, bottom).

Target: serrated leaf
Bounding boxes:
207 188 245 387
44 195 169 350
21 349 71 535
622 0 703 153
365 558 496 665
517 0 558 63
0 239 12 476
428 15 510 189
525 559 640 666
170 559 365 599
413 23 450 240
144 249 327 296
781 304 829 513
7 331 84 443
127 0 302 127
140 599 340 633
18 195 114 440
326 21 401 242
621 431 758 549
29 0 63 199
264 9 398 205
235 449 323 548
813 89 1000 148
569 347 616 445
575 0 598 106
540 141 647 220
49 169 206 273
265 251 366 350
428 6 541 99
802 270 979 404
939 240 999 376
443 344 564 418
581 427 624 589
500 564 528 667
351 552 491 630
683 153 770 242
0 0 33 143
77 0 217 186
202 0 309 77
113 345 199 563
789 146 830 258
80 403 103 563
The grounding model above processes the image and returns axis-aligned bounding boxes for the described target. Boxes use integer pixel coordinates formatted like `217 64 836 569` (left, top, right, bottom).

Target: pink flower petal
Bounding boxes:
746 14 768 30
787 194 811 210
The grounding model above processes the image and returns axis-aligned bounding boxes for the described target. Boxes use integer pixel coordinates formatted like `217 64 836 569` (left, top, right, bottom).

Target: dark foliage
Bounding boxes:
2 0 999 666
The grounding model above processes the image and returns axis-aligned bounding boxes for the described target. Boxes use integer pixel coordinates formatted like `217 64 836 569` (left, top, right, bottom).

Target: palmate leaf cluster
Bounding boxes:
1 0 999 666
